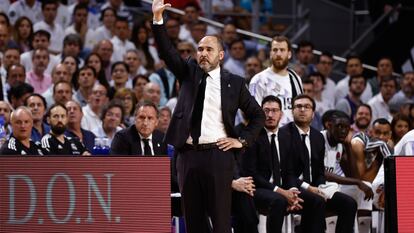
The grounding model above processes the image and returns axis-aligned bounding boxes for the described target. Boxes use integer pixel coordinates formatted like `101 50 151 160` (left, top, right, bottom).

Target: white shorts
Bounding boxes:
340 181 373 211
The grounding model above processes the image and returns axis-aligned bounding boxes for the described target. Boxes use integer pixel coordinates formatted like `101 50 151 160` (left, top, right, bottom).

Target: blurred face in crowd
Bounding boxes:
65 101 83 125
74 8 88 27
165 18 180 40
354 106 372 129
11 108 33 141
52 64 71 83
402 72 414 95
371 122 392 143
143 83 161 106
137 27 148 44
316 55 333 78
135 106 158 138
48 105 68 135
17 18 32 40
349 76 366 97
393 120 409 140
32 34 50 49
102 8 116 28
245 57 262 79
124 51 141 74
191 23 207 44
3 49 20 68
103 106 123 131
292 97 314 127
134 76 149 100
157 108 171 133
377 58 393 78
111 63 129 87
26 95 46 122
346 58 363 76
78 67 96 89
87 54 102 73
183 6 199 24
0 25 9 49
0 101 11 124
302 82 314 97
380 79 396 102
63 56 77 75
327 117 350 144
53 82 73 105
177 43 195 60
32 49 49 74
263 100 282 131
7 65 26 87
222 24 237 44
229 41 246 60
118 93 133 115
43 3 58 24
270 40 291 71
115 20 130 41
197 36 224 72
63 41 81 57
309 74 324 93
297 45 313 65
89 84 108 109
96 40 113 63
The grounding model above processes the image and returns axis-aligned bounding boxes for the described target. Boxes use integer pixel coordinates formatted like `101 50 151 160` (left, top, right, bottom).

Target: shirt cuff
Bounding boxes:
301 182 310 190
153 18 164 25
273 185 279 192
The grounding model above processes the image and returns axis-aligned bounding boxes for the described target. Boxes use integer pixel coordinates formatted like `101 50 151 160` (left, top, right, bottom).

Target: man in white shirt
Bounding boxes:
315 51 336 108
8 0 43 25
368 76 397 122
110 17 136 62
249 35 303 126
81 83 108 131
223 39 247 78
33 0 65 54
64 3 97 50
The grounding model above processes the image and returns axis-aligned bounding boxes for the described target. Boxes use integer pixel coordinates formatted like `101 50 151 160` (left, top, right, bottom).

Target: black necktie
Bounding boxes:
191 73 207 145
142 138 152 156
301 134 311 183
271 134 281 186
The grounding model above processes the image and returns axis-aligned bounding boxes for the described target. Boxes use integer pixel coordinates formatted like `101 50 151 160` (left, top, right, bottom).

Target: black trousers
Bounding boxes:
298 188 326 233
232 191 259 233
177 148 234 233
254 188 288 233
326 192 357 233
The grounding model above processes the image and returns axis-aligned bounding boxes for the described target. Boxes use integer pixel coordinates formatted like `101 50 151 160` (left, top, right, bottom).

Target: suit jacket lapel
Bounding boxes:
131 126 143 155
220 69 231 127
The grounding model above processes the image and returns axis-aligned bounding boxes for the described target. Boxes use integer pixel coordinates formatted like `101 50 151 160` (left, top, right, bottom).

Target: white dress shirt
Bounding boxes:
368 93 392 122
110 36 136 62
33 21 65 54
81 105 102 132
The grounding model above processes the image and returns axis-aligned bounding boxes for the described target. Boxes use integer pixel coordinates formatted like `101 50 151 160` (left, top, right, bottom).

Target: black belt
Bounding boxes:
183 143 218 151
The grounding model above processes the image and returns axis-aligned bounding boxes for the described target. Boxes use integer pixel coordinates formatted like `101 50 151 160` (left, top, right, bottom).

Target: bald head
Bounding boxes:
143 82 161 106
10 107 33 141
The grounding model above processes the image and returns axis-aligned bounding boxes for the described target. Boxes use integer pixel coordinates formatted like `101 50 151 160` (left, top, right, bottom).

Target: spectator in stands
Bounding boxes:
244 56 263 85
142 82 161 107
12 16 33 53
113 88 136 127
7 82 34 109
308 71 333 116
165 18 181 47
61 35 84 67
94 7 117 42
42 103 89 155
157 106 171 134
0 24 15 54
20 30 60 76
81 83 108 132
0 47 21 89
8 0 43 25
65 3 96 50
74 66 96 107
335 54 372 104
249 35 303 126
148 62 177 107
100 0 131 22
53 81 72 106
108 61 129 98
110 17 136 63
177 41 196 59
111 101 167 155
85 52 110 89
390 114 410 148
187 21 207 48
124 49 148 83
4 64 26 100
0 101 12 137
62 56 78 84
368 75 397 122
223 39 247 78
335 74 366 122
94 39 114 81
389 71 414 113
65 100 95 152
368 57 394 96
302 78 323 131
43 63 71 107
179 3 218 42
131 23 159 72
33 0 64 54
67 0 100 30
26 48 52 94
92 101 124 145
25 93 50 142
295 40 316 77
315 51 336 108
132 74 149 102
351 104 373 135
0 106 46 155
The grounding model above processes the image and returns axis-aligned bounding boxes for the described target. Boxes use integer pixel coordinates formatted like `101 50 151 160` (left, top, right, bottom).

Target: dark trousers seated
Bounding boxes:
232 191 259 233
177 148 234 233
326 192 357 233
254 188 288 233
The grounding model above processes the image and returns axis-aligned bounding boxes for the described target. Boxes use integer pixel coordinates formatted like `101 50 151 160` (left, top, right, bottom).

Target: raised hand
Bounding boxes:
152 0 171 22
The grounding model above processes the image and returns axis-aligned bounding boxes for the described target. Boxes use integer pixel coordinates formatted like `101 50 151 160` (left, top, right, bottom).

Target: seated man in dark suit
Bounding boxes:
281 94 356 233
111 101 167 155
243 95 303 233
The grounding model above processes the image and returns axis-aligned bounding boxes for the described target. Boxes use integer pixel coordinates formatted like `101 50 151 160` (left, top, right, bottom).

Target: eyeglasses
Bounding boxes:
293 104 313 111
179 49 192 54
263 108 281 114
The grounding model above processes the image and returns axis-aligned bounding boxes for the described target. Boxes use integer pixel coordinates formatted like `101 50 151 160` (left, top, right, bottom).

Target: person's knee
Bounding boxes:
269 196 288 211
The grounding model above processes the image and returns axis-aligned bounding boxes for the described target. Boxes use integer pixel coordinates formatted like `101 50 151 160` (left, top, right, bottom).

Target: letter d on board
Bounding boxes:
7 175 36 224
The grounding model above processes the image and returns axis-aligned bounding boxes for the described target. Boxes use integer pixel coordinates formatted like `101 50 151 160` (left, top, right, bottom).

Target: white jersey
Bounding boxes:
394 129 414 155
249 67 300 126
322 130 345 177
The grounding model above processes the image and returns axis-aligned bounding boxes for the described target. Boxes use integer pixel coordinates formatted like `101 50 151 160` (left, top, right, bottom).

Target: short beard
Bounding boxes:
272 57 289 70
355 120 369 130
51 125 67 135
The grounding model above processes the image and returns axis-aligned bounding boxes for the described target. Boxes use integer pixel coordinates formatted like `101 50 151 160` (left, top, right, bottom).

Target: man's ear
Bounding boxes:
219 50 225 61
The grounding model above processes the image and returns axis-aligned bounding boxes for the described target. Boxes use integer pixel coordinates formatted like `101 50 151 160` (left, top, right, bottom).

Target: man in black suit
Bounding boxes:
243 95 303 233
280 94 356 233
151 1 265 233
110 101 167 155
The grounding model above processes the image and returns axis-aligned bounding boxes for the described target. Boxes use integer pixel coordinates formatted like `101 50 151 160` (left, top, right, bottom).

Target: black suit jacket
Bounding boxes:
110 125 167 155
151 24 265 149
243 128 288 190
278 122 326 188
